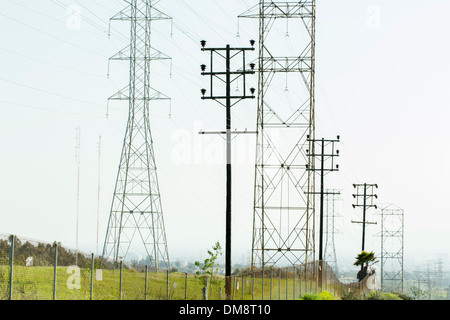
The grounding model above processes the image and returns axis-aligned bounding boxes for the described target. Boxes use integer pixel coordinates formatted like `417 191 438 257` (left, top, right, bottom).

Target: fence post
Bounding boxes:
339 281 341 298
252 272 255 300
270 268 273 300
278 268 281 300
285 267 288 300
233 276 236 300
339 277 341 298
360 279 362 295
261 268 264 300
53 242 58 300
330 266 333 294
184 272 187 300
90 253 94 300
166 269 170 300
314 261 317 294
299 265 302 298
119 260 123 300
293 266 296 300
241 274 244 300
9 234 14 300
145 265 148 300
310 263 312 294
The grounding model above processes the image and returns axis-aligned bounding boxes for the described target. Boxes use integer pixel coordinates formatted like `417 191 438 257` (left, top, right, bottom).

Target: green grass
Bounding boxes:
8 266 209 300
0 265 372 300
365 291 403 300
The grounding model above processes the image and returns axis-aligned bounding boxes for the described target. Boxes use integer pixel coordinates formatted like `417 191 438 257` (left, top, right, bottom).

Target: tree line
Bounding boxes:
0 238 89 267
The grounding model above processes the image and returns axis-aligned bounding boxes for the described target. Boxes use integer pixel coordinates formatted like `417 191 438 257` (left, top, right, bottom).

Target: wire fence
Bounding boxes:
0 234 374 300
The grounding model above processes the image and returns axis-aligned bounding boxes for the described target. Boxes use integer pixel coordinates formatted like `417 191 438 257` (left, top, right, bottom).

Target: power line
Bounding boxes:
0 11 106 58
0 77 106 110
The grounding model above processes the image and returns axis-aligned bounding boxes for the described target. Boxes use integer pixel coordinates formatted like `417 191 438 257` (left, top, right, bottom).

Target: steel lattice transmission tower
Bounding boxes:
102 0 171 270
377 204 405 292
239 1 316 268
323 189 342 274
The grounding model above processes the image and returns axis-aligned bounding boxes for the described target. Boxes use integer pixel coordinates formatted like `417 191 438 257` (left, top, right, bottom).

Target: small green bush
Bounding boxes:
366 291 402 300
301 292 318 300
391 291 413 300
341 292 365 300
317 290 338 300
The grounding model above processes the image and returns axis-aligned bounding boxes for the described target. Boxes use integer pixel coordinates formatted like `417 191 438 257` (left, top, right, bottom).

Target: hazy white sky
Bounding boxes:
0 0 449 271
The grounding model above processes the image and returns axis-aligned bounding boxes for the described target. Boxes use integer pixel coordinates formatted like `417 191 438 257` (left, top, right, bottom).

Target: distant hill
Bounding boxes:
0 235 93 267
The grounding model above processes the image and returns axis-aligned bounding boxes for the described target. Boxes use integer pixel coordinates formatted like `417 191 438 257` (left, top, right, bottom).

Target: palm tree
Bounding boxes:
354 251 378 281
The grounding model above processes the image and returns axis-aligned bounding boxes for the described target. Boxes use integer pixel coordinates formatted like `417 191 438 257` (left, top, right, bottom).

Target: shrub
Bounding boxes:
391 291 413 300
366 291 402 300
317 290 338 300
301 292 318 300
341 292 365 300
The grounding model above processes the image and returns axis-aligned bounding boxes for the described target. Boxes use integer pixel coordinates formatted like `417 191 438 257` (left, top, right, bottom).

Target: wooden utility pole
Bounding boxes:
200 40 256 299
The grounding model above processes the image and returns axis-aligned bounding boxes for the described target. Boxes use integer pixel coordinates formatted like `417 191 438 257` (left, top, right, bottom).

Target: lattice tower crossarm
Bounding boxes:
240 1 316 268
102 0 171 270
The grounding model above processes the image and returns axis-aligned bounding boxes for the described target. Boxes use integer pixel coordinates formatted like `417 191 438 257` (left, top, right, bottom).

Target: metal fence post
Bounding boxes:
145 265 148 300
90 253 94 300
338 277 340 298
184 272 187 300
278 268 281 300
360 279 362 295
270 268 273 300
166 269 170 300
233 276 236 300
261 268 264 300
9 234 14 300
252 272 255 300
285 267 288 300
315 261 318 294
53 242 58 300
241 274 244 300
307 263 310 293
293 266 296 300
299 265 302 298
119 260 123 300
340 279 343 298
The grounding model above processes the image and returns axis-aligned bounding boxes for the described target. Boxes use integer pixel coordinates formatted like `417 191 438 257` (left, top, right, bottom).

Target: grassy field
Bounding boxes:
2 266 207 300
0 265 355 300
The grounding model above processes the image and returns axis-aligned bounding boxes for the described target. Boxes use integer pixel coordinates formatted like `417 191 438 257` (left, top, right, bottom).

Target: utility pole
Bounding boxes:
74 126 81 266
351 183 378 253
96 135 101 257
306 136 340 288
200 39 256 300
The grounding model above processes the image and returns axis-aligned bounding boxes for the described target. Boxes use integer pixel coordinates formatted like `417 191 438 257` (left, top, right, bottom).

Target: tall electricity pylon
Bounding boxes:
324 189 342 274
377 203 404 292
102 0 171 270
239 1 317 268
